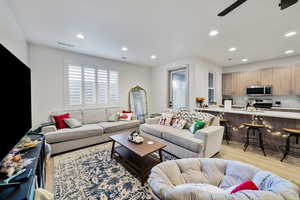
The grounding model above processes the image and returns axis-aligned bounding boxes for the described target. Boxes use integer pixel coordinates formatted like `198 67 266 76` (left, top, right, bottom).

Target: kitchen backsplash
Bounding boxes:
233 96 300 108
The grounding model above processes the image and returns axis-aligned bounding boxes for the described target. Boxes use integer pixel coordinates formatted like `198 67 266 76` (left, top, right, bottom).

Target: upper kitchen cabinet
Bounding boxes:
233 72 247 96
222 73 233 96
272 66 293 96
245 70 261 86
293 64 300 95
260 68 273 86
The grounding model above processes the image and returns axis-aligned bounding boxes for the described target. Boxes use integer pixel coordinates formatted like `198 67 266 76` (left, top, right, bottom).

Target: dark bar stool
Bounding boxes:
280 128 300 162
220 118 231 144
242 122 267 156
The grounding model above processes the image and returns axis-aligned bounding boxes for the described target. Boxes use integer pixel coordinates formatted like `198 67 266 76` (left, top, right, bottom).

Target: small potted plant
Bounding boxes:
196 97 205 108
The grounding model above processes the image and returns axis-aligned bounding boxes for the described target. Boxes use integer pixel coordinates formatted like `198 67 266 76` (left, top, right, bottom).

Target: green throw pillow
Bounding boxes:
189 121 205 134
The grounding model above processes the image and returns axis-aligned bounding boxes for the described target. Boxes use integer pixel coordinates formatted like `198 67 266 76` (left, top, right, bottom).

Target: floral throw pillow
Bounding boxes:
172 119 187 129
159 113 173 126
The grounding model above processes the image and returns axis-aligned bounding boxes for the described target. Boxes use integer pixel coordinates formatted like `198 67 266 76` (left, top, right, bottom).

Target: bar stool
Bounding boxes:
242 122 267 156
280 128 300 162
220 118 231 144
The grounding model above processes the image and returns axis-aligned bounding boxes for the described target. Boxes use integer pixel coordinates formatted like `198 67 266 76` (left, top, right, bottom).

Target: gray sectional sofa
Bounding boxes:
42 107 140 155
140 111 224 158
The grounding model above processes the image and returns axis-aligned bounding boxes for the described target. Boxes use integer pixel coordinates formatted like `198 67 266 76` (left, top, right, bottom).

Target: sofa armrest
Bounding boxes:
145 116 160 124
42 125 57 134
193 126 224 157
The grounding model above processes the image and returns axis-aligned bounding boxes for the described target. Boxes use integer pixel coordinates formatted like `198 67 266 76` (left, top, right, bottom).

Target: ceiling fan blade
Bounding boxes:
218 0 248 16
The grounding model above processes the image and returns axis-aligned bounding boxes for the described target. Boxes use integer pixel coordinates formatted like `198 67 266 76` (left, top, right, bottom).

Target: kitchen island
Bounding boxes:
196 106 300 151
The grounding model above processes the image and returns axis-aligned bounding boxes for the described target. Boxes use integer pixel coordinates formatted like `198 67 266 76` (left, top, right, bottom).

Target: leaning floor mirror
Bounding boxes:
128 85 148 123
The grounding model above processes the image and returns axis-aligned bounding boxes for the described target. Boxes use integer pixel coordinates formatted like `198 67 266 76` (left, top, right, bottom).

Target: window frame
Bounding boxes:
208 72 216 104
64 63 120 108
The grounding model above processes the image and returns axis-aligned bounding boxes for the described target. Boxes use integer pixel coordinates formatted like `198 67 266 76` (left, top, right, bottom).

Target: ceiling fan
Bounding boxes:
218 0 298 17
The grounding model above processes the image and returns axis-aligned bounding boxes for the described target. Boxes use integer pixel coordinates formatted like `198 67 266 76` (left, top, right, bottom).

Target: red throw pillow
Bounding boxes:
122 110 132 113
230 180 259 194
53 113 70 129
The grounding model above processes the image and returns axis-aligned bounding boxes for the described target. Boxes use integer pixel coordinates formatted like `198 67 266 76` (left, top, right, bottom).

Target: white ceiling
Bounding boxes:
9 0 300 67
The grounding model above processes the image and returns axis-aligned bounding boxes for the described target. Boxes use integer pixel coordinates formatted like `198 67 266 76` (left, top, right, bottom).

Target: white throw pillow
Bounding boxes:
64 118 82 128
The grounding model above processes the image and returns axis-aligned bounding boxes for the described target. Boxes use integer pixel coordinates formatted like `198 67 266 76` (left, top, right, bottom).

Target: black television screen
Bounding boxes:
0 44 32 163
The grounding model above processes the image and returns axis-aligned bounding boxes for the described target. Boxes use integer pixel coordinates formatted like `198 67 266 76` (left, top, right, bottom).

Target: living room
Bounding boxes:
0 0 300 199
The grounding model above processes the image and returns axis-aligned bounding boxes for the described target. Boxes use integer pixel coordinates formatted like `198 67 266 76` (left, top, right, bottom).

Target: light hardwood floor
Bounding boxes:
45 141 300 193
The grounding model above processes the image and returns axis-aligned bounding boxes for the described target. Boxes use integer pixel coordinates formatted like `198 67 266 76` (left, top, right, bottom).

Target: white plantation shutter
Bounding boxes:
84 67 96 104
109 70 119 105
67 65 82 105
97 69 108 104
65 65 120 106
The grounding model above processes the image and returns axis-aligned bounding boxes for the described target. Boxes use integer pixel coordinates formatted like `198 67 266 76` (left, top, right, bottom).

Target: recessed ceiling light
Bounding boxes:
242 58 248 62
150 55 157 60
285 50 295 54
209 30 219 37
228 47 237 52
121 46 128 51
284 31 297 37
76 33 85 39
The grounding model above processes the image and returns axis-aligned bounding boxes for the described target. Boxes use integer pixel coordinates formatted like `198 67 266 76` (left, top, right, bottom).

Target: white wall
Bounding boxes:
0 0 28 64
29 44 152 127
223 55 300 73
151 56 222 113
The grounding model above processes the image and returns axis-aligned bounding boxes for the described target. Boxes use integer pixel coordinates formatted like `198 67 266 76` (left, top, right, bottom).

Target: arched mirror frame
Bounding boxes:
128 85 149 120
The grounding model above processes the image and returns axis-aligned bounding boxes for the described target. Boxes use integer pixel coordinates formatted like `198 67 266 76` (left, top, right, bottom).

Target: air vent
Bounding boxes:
57 42 75 48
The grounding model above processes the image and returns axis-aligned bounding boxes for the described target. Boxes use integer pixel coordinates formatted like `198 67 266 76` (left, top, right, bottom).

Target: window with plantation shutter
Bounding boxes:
109 70 119 104
97 69 108 104
65 65 119 106
67 65 82 105
84 67 96 104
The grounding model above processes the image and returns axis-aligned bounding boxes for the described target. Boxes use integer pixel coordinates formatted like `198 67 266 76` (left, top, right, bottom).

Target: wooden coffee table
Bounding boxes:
110 133 166 186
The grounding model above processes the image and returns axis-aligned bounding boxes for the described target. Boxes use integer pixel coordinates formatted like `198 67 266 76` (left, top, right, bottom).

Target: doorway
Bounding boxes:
168 67 189 110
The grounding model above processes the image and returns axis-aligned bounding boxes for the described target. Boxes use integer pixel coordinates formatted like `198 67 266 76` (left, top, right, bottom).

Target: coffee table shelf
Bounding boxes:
110 133 166 186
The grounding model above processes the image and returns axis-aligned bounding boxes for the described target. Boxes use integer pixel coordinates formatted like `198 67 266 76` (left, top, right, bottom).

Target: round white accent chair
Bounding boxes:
148 158 299 200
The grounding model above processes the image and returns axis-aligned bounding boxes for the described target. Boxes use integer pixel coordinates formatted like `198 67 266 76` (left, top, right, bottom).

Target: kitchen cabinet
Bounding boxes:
222 73 233 95
272 66 293 96
293 64 300 95
260 68 273 86
245 70 261 86
232 72 247 96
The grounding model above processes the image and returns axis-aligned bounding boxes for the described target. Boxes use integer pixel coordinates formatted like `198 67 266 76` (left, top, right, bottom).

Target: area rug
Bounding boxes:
54 142 175 200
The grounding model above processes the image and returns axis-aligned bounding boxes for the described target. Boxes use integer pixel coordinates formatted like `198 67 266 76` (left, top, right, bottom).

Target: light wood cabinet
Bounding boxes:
293 64 300 95
222 66 297 96
272 66 293 96
222 73 233 95
232 72 247 96
260 68 273 86
245 71 261 86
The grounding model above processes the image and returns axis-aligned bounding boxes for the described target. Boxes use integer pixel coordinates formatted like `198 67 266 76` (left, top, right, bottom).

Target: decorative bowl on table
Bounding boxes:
128 131 144 144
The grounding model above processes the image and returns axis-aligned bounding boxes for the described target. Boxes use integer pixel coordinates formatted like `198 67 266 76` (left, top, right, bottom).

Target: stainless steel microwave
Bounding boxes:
246 86 272 96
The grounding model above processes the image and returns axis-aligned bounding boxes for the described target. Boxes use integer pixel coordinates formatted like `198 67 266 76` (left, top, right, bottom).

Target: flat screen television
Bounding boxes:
0 44 32 164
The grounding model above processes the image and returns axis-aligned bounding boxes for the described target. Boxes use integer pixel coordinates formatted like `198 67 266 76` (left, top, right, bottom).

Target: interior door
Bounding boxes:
169 67 189 110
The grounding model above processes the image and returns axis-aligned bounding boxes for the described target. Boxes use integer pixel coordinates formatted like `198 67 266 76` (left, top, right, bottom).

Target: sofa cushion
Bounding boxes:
106 107 122 120
162 127 203 153
51 110 82 123
140 124 165 138
82 109 106 124
98 120 139 133
45 124 103 144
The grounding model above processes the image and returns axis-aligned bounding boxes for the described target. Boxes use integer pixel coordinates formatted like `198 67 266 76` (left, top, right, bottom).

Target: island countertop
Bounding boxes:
196 107 300 120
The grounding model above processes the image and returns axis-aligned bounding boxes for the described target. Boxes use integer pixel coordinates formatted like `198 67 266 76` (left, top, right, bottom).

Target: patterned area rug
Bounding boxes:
54 142 175 200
